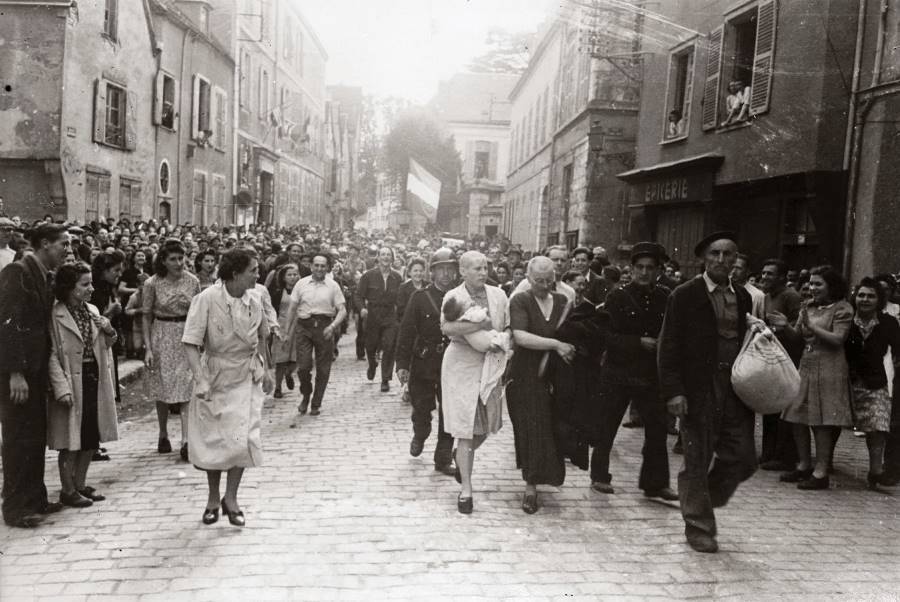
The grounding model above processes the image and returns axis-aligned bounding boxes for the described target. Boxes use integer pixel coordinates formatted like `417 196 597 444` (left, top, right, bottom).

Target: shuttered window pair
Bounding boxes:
189 75 227 149
701 0 777 131
92 79 136 150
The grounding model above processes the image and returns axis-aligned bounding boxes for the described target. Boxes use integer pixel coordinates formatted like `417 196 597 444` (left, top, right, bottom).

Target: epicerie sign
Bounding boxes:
644 177 689 204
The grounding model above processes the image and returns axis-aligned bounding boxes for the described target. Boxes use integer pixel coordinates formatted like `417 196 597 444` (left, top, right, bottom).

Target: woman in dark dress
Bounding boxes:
91 250 126 406
507 256 576 514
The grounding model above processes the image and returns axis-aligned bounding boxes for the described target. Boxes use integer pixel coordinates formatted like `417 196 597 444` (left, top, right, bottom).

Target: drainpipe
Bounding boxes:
176 25 192 224
840 0 869 278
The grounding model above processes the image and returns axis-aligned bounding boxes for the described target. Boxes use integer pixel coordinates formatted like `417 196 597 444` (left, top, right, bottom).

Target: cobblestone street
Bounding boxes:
2 332 900 601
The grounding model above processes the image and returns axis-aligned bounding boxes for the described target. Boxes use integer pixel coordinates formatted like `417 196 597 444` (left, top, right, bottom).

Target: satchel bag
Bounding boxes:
731 320 801 414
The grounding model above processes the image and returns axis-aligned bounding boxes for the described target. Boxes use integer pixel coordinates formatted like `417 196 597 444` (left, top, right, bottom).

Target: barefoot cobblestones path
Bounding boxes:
2 334 900 600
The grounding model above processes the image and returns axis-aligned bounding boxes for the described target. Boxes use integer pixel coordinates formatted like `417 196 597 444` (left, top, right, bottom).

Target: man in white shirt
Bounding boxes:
0 217 16 272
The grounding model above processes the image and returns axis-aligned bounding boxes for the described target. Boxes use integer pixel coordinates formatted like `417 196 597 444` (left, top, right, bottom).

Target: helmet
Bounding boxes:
429 247 458 269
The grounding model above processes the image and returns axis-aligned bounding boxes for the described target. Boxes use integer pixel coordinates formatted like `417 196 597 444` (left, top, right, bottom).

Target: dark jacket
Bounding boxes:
354 267 403 320
0 255 54 377
845 313 900 390
396 280 424 323
585 270 612 306
657 275 752 409
601 282 670 385
395 285 447 381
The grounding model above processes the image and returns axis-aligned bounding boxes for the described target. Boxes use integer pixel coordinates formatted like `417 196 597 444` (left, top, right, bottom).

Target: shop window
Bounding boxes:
702 0 777 131
663 42 695 141
103 0 118 41
153 72 177 130
93 79 135 150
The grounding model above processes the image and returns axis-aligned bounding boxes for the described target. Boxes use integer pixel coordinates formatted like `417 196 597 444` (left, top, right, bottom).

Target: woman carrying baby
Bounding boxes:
441 251 510 514
507 256 576 513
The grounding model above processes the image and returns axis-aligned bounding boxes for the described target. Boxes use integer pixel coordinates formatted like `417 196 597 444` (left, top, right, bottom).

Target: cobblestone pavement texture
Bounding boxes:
2 332 900 600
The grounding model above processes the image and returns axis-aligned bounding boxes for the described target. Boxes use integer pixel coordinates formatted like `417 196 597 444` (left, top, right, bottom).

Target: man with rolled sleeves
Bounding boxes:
590 242 677 501
658 231 758 553
355 246 403 392
395 248 457 475
285 253 347 416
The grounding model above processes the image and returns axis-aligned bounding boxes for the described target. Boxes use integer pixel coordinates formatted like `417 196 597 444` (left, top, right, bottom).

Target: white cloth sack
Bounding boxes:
731 322 801 415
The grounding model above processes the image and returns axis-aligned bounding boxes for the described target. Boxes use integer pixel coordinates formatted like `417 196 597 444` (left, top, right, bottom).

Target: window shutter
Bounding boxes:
464 140 474 179
131 183 142 219
199 81 210 132
488 142 499 180
683 50 695 133
172 77 180 132
125 90 137 150
191 75 200 140
750 0 777 116
217 90 227 149
701 26 723 131
93 79 106 143
153 71 163 124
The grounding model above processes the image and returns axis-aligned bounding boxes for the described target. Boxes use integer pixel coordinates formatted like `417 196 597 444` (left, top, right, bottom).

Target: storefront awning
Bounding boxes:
616 153 724 182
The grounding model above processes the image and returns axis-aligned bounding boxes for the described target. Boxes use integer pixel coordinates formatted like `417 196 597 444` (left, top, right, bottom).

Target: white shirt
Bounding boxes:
0 247 15 271
248 284 278 331
290 275 346 319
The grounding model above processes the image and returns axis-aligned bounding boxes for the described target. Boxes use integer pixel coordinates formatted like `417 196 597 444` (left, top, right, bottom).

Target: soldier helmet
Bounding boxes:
429 247 458 269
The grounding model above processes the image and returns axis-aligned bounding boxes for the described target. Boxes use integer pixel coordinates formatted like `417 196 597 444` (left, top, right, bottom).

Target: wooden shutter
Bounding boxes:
199 81 210 132
701 26 723 131
750 0 777 116
488 142 499 180
130 183 142 219
191 75 200 140
124 90 137 150
93 79 106 143
171 77 180 132
152 71 164 124
464 140 474 179
682 49 695 134
99 176 111 219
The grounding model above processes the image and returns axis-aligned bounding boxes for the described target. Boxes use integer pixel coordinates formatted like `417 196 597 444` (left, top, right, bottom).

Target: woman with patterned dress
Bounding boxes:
268 263 301 397
776 266 853 490
183 249 274 527
507 256 575 513
845 277 900 490
142 239 201 460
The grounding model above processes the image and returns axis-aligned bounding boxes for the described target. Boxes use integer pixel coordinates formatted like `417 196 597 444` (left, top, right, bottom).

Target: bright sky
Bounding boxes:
298 0 559 102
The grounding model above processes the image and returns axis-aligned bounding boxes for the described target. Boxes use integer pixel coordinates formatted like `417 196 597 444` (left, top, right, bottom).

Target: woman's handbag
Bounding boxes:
731 316 801 414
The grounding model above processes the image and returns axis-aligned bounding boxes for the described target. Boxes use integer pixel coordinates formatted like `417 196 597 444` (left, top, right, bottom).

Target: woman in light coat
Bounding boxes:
48 262 119 508
183 249 274 527
441 251 509 514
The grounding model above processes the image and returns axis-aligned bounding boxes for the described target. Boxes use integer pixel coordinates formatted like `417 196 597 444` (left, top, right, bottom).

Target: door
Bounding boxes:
654 204 706 277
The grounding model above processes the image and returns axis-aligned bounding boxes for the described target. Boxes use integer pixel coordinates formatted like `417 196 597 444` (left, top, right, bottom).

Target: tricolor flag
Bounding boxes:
406 158 442 223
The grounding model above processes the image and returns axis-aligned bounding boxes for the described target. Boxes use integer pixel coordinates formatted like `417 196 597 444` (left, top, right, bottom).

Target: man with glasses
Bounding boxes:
285 254 347 416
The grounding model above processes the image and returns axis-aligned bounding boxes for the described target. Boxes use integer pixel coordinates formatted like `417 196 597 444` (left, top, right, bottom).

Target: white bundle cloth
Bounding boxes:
731 314 801 414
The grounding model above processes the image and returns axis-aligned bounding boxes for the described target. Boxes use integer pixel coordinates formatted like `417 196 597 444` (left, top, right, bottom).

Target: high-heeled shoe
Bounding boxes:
221 497 245 527
457 494 473 514
202 506 219 525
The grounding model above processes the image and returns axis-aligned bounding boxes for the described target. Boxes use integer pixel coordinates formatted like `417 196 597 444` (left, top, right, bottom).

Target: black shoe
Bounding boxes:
435 464 455 477
367 363 377 381
867 472 887 491
285 374 295 390
60 491 93 508
158 437 172 454
380 381 390 393
760 460 792 471
797 475 829 490
180 443 189 462
92 450 111 461
590 481 614 494
37 501 64 514
622 420 643 429
202 507 219 525
221 498 245 527
685 527 718 553
522 492 539 514
780 468 813 483
310 407 321 416
457 494 473 514
298 395 310 414
273 389 283 399
644 487 679 501
409 437 424 457
5 515 43 528
77 487 105 502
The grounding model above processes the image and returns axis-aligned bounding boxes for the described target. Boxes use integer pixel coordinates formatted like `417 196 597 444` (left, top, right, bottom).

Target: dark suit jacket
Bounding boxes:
657 275 751 410
0 255 54 378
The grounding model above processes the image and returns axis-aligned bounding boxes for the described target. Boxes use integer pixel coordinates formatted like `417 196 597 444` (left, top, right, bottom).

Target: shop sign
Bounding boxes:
636 170 714 206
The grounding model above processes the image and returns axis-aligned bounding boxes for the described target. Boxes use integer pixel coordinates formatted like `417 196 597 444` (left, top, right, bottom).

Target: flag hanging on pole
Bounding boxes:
406 158 442 223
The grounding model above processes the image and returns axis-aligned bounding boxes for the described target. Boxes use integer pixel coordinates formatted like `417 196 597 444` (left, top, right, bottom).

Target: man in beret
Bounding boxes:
591 242 677 501
658 231 758 553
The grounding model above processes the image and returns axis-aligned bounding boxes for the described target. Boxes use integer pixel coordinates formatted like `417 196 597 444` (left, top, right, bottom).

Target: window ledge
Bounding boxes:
659 135 688 146
714 120 753 134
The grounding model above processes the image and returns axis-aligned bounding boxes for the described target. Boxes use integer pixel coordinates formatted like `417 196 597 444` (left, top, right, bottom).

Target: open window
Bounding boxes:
662 41 695 141
153 71 178 130
192 74 212 144
93 78 136 150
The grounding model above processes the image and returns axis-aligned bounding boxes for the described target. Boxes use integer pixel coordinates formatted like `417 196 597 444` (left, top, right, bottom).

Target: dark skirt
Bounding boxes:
506 379 565 487
80 362 101 451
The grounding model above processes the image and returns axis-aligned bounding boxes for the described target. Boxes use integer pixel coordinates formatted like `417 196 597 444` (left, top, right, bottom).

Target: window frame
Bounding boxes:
103 0 118 42
661 38 697 144
104 81 127 148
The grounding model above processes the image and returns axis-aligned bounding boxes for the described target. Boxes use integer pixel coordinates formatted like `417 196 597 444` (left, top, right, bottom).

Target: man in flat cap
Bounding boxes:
657 231 757 553
591 242 677 501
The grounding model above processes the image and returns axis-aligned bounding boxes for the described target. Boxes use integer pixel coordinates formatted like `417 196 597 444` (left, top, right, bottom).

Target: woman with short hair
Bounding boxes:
183 249 274 526
48 262 119 507
268 263 301 398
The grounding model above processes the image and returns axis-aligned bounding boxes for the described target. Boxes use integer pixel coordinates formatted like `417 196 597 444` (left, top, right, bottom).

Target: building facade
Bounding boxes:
505 5 641 253
431 72 517 237
208 0 327 227
325 85 363 230
0 0 157 223
149 0 234 226
619 0 858 276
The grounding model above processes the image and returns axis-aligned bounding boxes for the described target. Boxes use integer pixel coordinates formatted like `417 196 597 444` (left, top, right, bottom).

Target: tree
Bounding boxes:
357 95 413 210
467 29 533 75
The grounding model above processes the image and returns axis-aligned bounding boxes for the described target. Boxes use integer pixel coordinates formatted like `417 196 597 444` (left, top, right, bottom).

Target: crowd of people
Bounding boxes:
1 213 899 555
